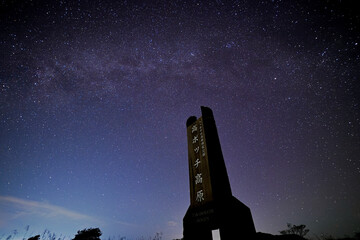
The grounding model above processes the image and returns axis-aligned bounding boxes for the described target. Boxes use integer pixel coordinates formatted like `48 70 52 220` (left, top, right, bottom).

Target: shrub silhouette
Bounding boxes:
28 235 40 240
72 228 102 240
280 223 309 237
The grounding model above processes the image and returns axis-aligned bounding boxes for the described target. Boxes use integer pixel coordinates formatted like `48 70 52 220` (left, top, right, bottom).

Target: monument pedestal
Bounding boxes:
183 196 256 240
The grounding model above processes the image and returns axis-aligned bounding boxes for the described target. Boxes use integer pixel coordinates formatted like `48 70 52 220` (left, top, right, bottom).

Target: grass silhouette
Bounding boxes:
2 225 359 240
0 226 162 240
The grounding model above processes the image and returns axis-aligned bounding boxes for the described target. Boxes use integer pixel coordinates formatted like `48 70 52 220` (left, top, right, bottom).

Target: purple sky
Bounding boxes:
1 1 359 239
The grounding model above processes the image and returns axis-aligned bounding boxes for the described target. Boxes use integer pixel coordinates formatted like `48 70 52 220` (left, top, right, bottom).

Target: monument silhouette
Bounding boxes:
183 106 256 240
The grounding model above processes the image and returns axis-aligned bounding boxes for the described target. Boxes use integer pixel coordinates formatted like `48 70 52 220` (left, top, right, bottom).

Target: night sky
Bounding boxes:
1 0 359 239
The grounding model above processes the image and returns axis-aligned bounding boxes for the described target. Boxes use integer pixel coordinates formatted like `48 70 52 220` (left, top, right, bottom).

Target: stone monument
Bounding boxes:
183 106 256 240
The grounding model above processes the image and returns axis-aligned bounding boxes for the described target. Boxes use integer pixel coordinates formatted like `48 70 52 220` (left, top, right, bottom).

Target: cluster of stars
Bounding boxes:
1 0 359 239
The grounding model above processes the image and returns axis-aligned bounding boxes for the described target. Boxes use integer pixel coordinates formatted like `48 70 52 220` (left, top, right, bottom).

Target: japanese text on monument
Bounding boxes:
188 117 212 205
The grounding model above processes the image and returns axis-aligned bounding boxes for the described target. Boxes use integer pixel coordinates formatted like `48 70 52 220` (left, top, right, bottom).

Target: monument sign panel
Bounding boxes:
187 117 213 206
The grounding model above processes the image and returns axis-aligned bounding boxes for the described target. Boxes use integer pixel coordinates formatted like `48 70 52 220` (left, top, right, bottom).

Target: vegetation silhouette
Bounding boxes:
27 235 40 240
1 226 162 240
313 232 360 240
2 225 360 240
256 232 306 240
72 228 102 240
280 223 310 238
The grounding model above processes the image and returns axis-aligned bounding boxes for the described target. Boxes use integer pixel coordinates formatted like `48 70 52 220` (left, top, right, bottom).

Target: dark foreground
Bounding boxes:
256 232 306 240
179 233 306 240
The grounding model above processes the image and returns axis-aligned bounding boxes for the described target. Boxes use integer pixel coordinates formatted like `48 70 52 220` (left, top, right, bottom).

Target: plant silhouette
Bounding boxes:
280 223 309 237
27 235 40 240
72 228 102 240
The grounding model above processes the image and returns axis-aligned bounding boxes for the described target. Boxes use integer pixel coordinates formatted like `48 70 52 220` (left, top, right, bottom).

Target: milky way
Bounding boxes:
1 1 359 239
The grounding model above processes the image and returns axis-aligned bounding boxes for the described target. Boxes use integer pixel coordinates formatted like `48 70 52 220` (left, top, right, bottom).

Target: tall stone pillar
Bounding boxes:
183 106 256 240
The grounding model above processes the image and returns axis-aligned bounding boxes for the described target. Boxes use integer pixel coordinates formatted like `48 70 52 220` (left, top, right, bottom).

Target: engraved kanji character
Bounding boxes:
196 190 204 202
195 173 203 184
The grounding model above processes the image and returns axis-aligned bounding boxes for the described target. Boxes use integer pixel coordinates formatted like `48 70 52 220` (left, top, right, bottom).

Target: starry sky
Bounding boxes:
1 0 359 239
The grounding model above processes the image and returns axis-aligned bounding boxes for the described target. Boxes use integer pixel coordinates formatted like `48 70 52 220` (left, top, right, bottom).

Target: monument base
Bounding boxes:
183 196 256 240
